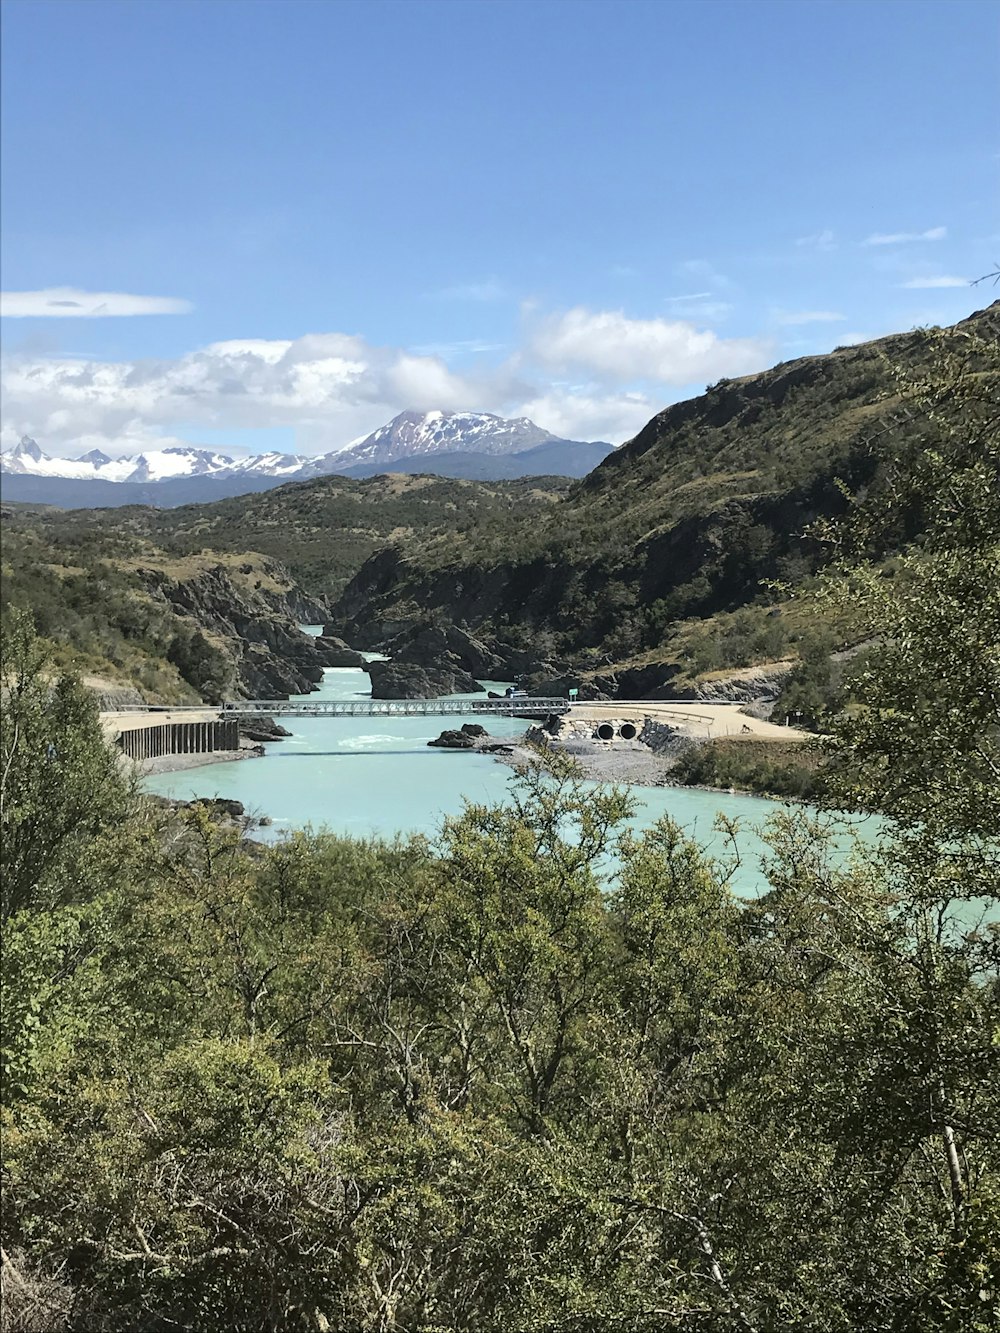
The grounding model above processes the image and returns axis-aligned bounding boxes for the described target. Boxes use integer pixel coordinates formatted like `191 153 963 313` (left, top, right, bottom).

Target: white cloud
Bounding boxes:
0 329 529 457
863 226 947 246
410 339 506 356
528 307 771 385
900 275 968 289
775 310 847 325
385 354 483 412
0 287 192 317
205 338 294 362
1 302 776 457
516 388 656 444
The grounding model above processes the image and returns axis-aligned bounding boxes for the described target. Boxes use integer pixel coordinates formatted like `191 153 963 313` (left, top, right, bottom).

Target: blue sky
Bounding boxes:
1 0 995 457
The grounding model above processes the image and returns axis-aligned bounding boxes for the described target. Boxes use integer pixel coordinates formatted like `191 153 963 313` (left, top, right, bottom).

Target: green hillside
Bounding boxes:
130 472 571 600
329 305 999 681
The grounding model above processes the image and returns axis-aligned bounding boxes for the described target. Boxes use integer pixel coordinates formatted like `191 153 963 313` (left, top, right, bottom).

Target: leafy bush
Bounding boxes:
672 737 825 799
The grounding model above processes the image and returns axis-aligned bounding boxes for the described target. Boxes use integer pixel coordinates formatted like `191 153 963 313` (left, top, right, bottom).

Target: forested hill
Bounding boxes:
330 304 999 670
99 471 571 601
0 475 569 701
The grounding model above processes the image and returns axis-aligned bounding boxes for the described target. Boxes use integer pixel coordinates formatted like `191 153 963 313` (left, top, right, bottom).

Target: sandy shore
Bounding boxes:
486 736 679 787
131 740 265 777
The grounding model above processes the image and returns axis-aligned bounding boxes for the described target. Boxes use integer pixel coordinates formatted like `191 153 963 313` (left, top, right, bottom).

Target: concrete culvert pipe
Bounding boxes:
596 722 616 741
618 722 637 740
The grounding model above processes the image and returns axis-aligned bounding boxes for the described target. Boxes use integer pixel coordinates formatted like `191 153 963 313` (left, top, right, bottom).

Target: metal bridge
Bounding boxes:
135 696 572 720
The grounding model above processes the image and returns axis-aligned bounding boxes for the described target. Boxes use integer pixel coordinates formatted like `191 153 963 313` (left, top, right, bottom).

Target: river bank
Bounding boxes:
135 739 266 776
469 703 812 791
139 662 841 901
458 731 680 787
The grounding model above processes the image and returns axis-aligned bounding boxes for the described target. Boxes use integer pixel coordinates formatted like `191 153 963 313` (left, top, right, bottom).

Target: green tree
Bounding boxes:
1 609 136 921
817 318 1000 847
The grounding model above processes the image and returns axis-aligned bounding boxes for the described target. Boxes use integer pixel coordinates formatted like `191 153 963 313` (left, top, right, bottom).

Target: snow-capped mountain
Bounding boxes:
0 413 614 507
0 437 313 483
315 410 562 472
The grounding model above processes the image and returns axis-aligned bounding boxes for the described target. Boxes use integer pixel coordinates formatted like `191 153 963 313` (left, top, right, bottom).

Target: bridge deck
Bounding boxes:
133 697 571 720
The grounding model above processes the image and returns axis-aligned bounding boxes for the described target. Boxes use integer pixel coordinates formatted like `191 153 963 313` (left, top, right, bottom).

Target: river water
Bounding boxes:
144 637 867 897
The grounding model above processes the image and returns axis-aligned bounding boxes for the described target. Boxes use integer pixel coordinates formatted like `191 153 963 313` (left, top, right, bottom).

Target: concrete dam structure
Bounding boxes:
109 714 240 762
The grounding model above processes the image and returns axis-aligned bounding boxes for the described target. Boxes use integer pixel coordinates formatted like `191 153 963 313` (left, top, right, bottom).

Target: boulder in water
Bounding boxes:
315 634 367 667
428 729 478 749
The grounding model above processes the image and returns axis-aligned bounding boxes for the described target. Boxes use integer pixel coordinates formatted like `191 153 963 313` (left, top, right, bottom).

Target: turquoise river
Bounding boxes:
145 635 872 897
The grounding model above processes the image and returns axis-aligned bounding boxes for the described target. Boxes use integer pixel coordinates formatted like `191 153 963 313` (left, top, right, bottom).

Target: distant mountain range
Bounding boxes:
0 411 614 507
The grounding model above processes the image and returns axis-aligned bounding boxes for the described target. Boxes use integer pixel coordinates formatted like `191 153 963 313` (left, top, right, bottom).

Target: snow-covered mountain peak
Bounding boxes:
329 409 561 469
17 435 43 460
0 410 610 494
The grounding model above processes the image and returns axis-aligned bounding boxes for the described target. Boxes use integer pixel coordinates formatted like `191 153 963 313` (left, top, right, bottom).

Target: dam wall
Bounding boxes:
115 717 239 762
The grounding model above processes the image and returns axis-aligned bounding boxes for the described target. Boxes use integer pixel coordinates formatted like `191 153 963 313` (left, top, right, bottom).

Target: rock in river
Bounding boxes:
428 723 491 749
428 729 478 749
315 634 367 667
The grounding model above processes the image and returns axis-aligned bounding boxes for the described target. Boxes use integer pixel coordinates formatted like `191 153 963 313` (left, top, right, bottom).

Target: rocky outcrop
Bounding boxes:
678 661 794 710
238 714 292 743
234 645 323 698
365 660 483 700
382 623 505 678
521 672 609 701
360 621 497 698
316 634 367 667
146 794 272 829
589 659 793 709
428 728 477 749
592 662 686 700
428 723 511 753
138 560 334 699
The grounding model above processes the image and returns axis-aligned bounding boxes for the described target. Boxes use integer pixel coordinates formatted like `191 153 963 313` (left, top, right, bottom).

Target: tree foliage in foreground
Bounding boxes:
1 626 997 1331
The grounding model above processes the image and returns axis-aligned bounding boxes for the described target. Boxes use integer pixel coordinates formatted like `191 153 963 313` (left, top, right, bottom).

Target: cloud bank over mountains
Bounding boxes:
0 306 775 457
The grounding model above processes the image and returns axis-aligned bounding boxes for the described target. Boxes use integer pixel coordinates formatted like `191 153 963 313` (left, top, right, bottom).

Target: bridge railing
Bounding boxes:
119 697 571 719
226 697 570 718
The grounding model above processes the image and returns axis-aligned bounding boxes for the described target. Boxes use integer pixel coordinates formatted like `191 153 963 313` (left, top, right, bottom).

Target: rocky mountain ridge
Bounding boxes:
0 411 613 507
329 410 560 467
0 437 310 483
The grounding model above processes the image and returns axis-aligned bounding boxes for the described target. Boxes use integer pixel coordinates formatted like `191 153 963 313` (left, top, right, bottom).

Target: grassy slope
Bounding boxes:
133 473 571 600
0 509 314 701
